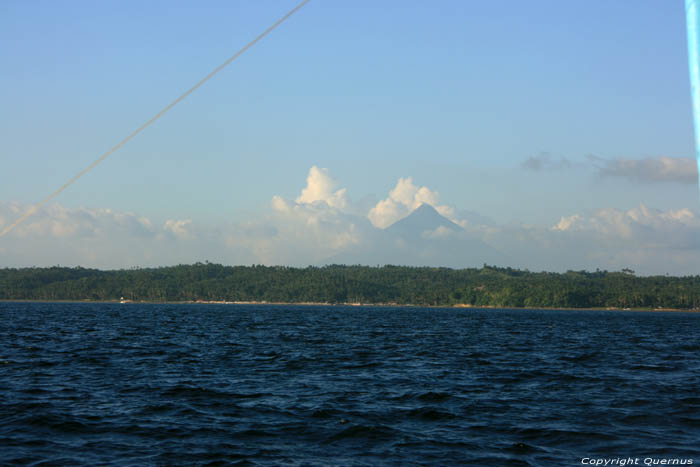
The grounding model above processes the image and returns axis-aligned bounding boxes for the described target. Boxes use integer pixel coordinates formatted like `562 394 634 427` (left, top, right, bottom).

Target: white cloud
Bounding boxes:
164 219 193 239
366 197 402 229
552 214 583 231
259 166 364 263
4 176 700 276
550 205 700 246
225 208 363 266
271 195 291 214
1 204 157 240
537 205 700 273
0 202 206 268
448 204 700 275
368 177 457 228
295 166 347 209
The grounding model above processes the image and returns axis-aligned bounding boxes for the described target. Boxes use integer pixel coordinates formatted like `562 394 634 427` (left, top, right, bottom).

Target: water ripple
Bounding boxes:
1 303 699 465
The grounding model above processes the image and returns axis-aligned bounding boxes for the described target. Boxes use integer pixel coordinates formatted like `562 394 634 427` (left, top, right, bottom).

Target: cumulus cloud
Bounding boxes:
163 219 193 239
591 155 696 184
5 164 700 275
263 166 365 263
295 166 347 209
552 214 583 232
368 177 457 228
270 198 361 253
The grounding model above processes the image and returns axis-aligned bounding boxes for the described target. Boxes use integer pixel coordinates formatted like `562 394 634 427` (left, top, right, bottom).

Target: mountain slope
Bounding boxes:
327 204 508 268
386 203 462 238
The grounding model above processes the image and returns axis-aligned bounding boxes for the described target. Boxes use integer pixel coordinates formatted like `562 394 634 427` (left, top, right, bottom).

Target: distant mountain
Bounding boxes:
386 203 463 238
326 203 509 268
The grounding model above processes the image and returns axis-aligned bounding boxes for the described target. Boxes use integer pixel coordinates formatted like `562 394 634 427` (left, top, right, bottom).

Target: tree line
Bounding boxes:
1 263 699 309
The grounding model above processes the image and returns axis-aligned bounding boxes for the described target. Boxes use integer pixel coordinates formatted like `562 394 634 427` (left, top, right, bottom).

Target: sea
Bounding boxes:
1 302 699 466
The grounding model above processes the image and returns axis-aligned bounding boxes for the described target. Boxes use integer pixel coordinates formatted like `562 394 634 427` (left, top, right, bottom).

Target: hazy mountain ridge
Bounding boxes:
328 203 506 268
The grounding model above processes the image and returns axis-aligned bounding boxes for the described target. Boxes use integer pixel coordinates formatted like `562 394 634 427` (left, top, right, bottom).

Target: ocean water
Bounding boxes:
1 302 699 466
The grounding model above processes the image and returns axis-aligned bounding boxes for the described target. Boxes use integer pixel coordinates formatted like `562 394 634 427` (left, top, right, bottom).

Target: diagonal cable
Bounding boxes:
0 0 311 238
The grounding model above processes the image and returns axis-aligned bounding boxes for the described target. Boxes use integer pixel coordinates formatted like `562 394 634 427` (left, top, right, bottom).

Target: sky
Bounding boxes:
1 0 699 275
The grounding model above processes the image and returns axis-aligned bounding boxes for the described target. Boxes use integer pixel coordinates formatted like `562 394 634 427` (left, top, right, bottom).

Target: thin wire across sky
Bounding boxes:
0 0 310 239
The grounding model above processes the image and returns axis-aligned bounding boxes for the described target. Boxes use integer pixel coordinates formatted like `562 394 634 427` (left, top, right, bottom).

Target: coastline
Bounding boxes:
1 299 698 312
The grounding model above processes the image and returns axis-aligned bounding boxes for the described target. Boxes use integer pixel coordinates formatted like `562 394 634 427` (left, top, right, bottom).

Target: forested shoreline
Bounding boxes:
1 263 700 309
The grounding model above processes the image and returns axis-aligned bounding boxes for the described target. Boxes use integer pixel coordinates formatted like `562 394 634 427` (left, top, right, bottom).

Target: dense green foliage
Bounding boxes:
2 263 700 309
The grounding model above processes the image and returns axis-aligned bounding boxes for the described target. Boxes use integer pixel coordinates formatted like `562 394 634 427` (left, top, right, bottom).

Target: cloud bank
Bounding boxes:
3 167 700 275
0 202 203 267
481 204 700 275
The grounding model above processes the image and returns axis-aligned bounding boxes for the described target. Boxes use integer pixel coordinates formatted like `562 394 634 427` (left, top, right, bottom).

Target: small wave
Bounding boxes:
620 413 659 424
283 357 316 370
417 391 452 402
560 352 601 363
678 417 700 428
466 455 534 466
506 441 539 453
18 414 93 434
278 332 302 342
629 364 678 372
135 402 178 416
234 428 277 438
614 398 653 408
0 436 53 449
310 408 342 419
33 359 58 368
23 387 51 395
325 424 398 443
3 302 700 465
406 407 457 421
253 351 281 361
160 385 236 401
514 426 617 444
339 361 380 369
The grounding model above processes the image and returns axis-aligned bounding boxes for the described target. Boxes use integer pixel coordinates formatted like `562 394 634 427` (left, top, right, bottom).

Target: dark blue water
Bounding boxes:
1 303 699 466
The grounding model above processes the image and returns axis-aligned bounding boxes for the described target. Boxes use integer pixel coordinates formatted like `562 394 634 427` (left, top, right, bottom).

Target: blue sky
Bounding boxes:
1 1 699 274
